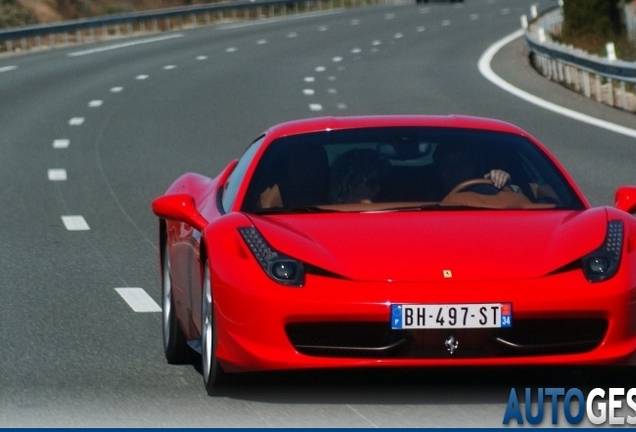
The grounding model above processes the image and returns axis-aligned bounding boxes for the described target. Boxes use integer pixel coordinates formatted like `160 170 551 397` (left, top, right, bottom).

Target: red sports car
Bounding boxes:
151 115 636 395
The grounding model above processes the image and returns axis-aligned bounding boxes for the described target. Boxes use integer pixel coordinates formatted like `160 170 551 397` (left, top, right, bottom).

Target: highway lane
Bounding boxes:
0 0 634 426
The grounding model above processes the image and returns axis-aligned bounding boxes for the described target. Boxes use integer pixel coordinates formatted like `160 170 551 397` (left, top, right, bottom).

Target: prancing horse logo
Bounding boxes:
445 335 458 354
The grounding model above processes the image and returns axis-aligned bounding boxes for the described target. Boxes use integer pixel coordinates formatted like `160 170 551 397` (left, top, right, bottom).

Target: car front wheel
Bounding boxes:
201 259 227 395
162 242 190 364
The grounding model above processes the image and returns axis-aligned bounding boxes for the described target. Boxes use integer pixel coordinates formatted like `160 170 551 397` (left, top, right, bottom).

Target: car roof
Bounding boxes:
263 115 529 139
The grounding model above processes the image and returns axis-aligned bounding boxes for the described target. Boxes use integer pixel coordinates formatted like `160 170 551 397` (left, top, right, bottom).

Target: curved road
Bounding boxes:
0 0 635 426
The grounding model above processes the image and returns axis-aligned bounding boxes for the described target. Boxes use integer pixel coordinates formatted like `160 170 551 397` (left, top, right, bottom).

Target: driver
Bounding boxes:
434 143 511 199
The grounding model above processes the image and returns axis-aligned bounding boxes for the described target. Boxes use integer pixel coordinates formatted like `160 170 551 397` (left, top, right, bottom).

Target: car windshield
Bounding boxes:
241 127 585 213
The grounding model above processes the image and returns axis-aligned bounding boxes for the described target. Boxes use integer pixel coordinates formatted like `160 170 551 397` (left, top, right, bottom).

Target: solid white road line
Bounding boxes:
61 216 90 231
478 29 636 139
48 169 67 181
115 288 161 312
67 34 184 57
0 66 18 73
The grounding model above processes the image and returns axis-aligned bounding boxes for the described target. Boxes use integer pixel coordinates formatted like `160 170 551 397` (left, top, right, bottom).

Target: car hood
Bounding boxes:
247 208 608 282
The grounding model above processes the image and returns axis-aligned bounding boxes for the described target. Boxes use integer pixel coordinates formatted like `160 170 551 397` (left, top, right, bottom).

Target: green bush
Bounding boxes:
562 0 622 39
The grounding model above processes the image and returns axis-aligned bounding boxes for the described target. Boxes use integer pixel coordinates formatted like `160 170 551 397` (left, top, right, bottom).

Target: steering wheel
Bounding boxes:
444 178 502 198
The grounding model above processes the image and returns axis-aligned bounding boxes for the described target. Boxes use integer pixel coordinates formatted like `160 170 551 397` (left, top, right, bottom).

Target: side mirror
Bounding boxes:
151 194 208 231
615 186 636 215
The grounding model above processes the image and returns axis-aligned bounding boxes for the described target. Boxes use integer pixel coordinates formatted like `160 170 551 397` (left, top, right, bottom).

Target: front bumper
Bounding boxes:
211 266 636 372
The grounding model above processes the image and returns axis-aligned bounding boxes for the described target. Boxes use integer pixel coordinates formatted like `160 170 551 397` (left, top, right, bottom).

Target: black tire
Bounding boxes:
162 243 191 364
201 260 228 395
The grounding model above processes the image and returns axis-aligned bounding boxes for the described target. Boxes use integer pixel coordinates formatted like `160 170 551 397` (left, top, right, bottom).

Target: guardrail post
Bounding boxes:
607 78 614 106
620 81 627 110
557 60 564 82
583 71 591 98
21 37 27 51
595 75 602 102
572 67 580 91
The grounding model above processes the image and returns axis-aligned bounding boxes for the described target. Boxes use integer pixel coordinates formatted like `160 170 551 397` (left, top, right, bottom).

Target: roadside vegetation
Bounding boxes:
2 0 635 61
561 0 636 61
0 0 208 28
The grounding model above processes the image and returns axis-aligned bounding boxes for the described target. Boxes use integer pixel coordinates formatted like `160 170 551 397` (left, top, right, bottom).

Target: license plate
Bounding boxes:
391 303 512 329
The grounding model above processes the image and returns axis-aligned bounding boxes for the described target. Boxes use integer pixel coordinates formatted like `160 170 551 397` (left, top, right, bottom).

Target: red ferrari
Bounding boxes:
151 115 636 395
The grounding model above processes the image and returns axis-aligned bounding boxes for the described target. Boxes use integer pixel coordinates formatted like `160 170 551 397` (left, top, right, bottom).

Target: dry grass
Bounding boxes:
557 31 636 62
3 0 210 27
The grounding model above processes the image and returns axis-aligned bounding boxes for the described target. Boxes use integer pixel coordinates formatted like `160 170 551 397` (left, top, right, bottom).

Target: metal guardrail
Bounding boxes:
0 0 381 54
524 6 636 113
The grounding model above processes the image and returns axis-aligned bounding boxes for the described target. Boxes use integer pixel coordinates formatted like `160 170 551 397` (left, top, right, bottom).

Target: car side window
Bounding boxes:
221 136 265 213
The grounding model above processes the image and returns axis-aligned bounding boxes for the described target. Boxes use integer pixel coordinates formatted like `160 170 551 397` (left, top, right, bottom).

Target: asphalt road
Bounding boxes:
0 0 635 427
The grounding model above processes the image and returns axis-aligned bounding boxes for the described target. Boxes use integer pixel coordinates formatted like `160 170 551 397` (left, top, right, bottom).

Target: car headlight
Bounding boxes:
238 227 305 287
582 220 623 282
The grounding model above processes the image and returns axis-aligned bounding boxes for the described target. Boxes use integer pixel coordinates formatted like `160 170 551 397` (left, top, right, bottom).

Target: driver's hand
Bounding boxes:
484 169 510 189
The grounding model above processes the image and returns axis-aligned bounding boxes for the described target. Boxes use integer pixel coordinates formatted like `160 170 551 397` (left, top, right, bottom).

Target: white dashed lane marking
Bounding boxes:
53 139 70 149
196 55 208 60
257 39 267 45
69 117 85 126
61 216 90 231
225 47 237 52
309 103 323 111
163 65 177 70
48 169 67 181
88 100 103 107
303 89 315 95
110 87 123 93
136 75 149 80
115 288 161 312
